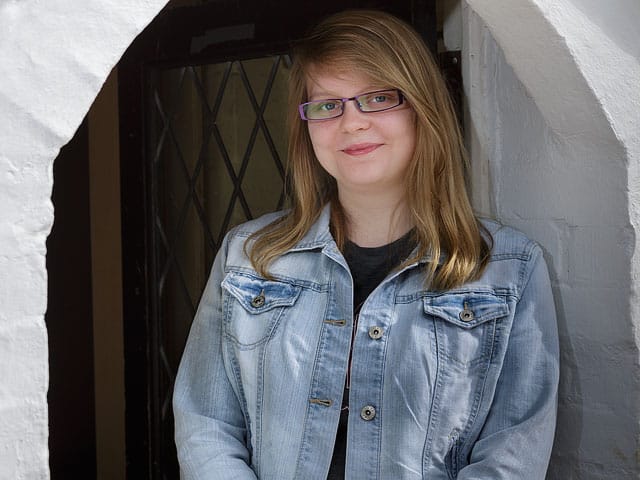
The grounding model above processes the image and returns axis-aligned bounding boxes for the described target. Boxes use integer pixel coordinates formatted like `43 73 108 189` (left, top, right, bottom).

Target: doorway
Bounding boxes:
90 1 437 478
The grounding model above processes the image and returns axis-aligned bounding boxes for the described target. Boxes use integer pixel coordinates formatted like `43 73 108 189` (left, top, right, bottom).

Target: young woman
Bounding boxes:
173 9 559 479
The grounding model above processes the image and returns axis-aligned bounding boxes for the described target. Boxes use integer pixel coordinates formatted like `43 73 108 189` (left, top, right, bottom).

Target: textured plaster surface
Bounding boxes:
0 1 168 478
464 0 640 478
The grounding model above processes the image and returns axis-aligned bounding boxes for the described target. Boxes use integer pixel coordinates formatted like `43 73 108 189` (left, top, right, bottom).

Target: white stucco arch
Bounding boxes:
0 1 169 477
464 0 640 477
0 0 637 477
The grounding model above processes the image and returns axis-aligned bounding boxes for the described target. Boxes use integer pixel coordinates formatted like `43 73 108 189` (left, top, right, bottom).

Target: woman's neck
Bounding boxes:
338 190 413 247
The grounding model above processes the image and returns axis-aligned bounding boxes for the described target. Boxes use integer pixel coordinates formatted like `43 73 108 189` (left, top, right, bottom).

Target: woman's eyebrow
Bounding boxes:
307 86 383 101
307 91 337 100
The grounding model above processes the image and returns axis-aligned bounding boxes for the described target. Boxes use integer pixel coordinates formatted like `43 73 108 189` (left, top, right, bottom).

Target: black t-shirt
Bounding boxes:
327 231 416 479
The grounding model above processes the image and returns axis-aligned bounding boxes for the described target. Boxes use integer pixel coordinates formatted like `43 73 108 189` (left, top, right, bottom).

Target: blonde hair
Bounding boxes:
247 9 490 290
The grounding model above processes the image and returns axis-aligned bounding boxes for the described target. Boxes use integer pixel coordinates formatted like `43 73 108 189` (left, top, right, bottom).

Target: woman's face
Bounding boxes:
305 68 416 200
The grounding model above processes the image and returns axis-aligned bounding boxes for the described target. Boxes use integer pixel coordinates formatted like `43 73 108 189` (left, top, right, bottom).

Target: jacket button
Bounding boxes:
459 304 474 322
368 326 384 340
360 405 376 421
251 290 265 308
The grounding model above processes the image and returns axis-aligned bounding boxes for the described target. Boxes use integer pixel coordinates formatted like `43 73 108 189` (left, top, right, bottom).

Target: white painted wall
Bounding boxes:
0 0 637 478
462 0 640 477
0 1 168 478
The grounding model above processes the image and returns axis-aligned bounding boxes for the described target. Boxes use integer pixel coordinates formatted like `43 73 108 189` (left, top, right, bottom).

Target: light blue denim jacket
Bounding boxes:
173 206 559 479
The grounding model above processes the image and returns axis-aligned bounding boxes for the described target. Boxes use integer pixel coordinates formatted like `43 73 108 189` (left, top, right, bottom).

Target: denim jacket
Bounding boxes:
173 206 559 479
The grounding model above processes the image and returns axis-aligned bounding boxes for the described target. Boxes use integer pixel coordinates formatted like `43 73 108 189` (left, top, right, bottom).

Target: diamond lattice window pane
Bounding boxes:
243 128 284 216
147 53 290 480
243 57 274 107
263 56 290 170
217 62 257 174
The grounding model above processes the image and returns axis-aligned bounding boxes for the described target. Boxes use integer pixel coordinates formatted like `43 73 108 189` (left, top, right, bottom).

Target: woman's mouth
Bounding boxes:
342 143 382 156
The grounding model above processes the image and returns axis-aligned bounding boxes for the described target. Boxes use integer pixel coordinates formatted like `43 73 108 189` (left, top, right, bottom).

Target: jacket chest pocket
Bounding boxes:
222 272 302 348
423 291 509 369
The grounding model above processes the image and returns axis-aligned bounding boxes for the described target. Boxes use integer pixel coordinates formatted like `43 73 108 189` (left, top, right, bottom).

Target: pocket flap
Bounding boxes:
222 272 302 314
423 291 508 329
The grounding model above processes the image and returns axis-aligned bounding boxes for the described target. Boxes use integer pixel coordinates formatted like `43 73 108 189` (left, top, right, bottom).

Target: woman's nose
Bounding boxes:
339 100 370 132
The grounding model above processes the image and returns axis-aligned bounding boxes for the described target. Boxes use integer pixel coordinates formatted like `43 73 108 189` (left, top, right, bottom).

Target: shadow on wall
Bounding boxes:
544 253 583 479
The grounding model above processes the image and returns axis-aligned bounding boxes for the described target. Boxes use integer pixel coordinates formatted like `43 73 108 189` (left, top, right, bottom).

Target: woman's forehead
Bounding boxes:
305 64 383 96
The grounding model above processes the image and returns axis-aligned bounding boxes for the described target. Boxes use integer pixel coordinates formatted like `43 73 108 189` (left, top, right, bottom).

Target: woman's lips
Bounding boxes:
341 143 382 156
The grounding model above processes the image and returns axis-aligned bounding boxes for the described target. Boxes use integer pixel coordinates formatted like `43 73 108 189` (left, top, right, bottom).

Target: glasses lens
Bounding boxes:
358 90 401 112
304 100 343 120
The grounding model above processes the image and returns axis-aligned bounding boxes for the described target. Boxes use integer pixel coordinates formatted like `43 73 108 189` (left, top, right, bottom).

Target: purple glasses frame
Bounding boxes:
298 89 404 121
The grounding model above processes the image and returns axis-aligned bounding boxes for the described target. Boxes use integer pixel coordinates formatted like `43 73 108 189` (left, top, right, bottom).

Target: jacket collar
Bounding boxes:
286 203 439 266
287 204 334 252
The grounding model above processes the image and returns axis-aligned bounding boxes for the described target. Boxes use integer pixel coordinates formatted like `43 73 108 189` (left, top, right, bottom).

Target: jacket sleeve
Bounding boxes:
173 233 258 480
458 245 560 479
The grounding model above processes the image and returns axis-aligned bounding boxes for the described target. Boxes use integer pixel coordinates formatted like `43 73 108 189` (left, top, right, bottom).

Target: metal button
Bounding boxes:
360 405 376 421
368 326 384 340
251 290 265 308
459 302 474 322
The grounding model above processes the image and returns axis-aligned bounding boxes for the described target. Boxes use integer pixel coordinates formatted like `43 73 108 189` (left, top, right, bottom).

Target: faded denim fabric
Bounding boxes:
173 206 559 479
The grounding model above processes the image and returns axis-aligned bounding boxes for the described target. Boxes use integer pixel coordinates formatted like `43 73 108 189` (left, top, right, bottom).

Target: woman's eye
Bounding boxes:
308 101 340 116
372 95 389 103
318 101 339 111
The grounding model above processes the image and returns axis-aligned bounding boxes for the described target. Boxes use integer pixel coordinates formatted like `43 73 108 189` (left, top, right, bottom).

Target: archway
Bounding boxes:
0 1 170 477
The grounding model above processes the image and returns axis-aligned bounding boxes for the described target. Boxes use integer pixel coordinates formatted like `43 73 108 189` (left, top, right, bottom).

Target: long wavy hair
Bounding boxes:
247 9 490 290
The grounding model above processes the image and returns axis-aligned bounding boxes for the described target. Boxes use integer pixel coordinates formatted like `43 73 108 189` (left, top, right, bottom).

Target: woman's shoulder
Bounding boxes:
479 218 542 263
226 209 289 240
218 210 289 267
476 218 549 297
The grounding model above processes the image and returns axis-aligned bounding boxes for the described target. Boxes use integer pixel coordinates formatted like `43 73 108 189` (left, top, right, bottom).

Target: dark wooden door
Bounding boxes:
119 1 436 478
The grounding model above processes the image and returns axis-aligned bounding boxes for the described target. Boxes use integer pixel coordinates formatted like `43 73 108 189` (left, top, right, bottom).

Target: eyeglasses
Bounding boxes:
298 89 404 121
